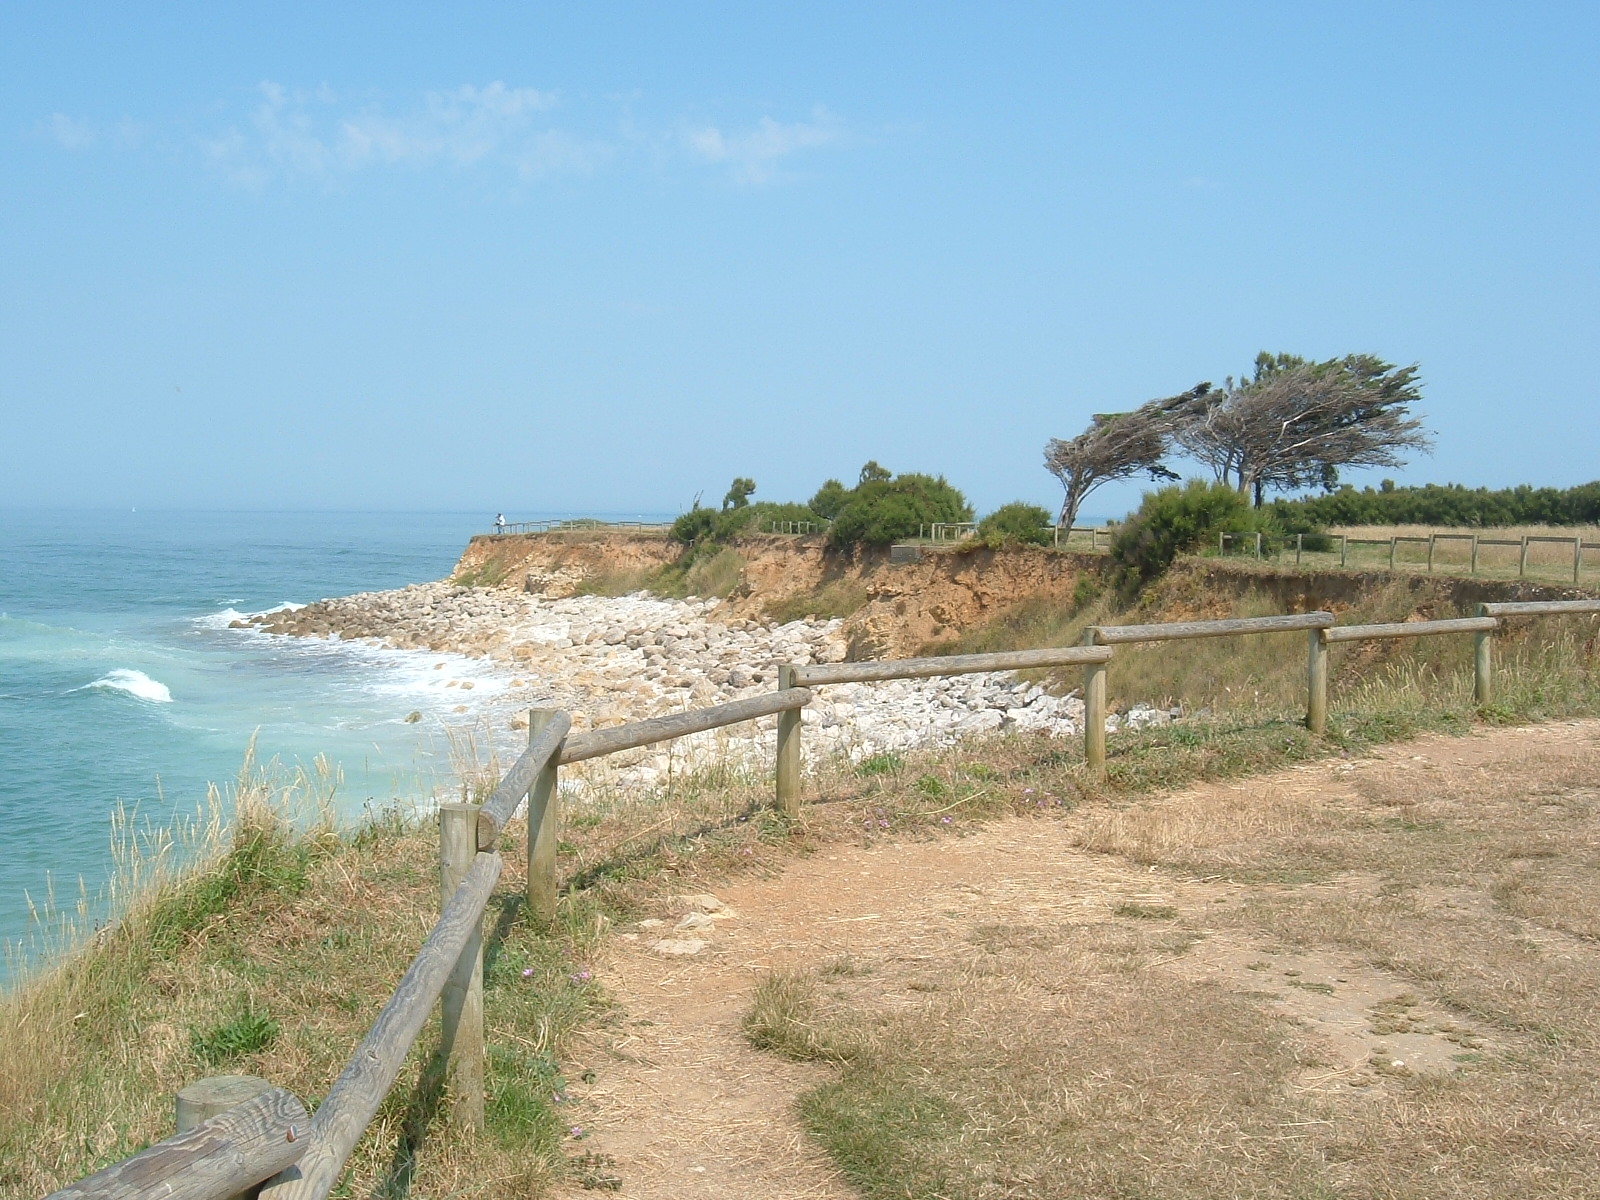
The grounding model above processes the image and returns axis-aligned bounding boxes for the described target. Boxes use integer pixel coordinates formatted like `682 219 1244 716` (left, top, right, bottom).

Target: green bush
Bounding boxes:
1111 480 1266 587
828 471 973 548
975 502 1054 548
1274 480 1600 527
672 500 823 545
670 506 718 545
809 479 850 520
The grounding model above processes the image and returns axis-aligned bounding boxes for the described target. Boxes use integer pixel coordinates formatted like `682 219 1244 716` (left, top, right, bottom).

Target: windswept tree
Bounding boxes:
1175 353 1431 505
1044 385 1213 529
722 477 756 510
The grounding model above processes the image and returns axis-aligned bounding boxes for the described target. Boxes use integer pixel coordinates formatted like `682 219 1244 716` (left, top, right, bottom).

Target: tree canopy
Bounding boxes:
1043 384 1213 528
1173 353 1430 505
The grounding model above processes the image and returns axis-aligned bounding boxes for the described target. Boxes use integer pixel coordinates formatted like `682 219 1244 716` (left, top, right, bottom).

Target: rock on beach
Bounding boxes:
244 581 1170 787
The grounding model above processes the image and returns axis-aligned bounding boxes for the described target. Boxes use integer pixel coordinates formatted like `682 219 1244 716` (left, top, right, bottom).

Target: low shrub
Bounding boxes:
828 471 972 548
1111 480 1265 587
975 502 1054 548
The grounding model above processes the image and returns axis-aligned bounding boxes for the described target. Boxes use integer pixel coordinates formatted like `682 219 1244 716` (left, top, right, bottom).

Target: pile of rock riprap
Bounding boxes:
243 581 1171 786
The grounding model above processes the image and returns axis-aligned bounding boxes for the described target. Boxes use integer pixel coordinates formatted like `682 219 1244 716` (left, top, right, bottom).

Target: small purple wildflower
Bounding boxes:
520 967 535 979
940 816 953 825
569 1125 585 1139
569 969 592 984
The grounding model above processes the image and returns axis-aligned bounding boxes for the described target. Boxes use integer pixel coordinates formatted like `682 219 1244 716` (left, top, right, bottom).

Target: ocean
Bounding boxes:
0 509 655 972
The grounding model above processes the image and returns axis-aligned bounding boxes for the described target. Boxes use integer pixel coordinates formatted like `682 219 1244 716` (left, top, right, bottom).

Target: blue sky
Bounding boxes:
1 3 1595 519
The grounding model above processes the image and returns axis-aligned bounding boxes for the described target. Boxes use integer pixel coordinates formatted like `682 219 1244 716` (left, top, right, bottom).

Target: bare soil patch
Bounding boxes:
563 719 1600 1198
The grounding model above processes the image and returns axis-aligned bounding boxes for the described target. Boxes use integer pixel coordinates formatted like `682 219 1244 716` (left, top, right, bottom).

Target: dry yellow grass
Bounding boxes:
749 724 1600 1198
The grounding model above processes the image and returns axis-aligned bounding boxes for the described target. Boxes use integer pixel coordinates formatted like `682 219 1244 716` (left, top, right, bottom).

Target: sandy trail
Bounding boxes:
559 719 1600 1199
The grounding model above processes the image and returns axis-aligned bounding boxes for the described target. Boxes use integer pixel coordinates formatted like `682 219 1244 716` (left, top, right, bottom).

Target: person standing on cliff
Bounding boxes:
495 513 506 533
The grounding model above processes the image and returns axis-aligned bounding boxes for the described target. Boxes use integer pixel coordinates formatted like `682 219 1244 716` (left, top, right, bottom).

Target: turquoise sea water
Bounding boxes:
0 510 657 970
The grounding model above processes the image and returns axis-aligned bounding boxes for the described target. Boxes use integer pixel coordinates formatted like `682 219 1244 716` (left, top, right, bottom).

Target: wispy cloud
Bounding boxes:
46 113 97 149
203 81 608 186
681 108 842 184
45 84 852 191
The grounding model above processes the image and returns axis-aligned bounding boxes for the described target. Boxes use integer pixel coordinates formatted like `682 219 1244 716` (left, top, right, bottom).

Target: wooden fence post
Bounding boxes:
176 1075 277 1192
1341 535 1348 567
1254 532 1262 559
177 1074 274 1132
1389 537 1396 571
1473 604 1493 707
775 665 802 814
1427 534 1435 573
1519 536 1528 578
1296 533 1302 565
1082 630 1106 778
1574 538 1582 585
1306 628 1328 736
1470 534 1479 575
527 708 563 926
438 803 484 1130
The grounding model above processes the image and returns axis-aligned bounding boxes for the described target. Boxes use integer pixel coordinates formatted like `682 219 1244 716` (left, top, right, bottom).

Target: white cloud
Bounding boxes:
204 80 593 186
47 84 849 192
682 109 842 183
47 113 96 149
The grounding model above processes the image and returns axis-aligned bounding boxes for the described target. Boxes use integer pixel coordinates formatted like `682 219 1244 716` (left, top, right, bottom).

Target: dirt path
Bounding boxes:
561 719 1600 1199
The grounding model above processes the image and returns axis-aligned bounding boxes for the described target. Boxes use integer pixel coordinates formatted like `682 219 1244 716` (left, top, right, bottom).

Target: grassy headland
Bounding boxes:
5 549 1598 1198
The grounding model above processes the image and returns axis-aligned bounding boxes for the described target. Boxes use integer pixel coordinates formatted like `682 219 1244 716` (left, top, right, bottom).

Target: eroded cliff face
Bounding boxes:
452 532 1103 658
449 532 1597 662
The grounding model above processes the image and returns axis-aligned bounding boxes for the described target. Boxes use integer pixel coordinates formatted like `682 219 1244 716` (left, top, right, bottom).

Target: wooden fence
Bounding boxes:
490 519 673 536
1331 531 1600 583
48 598 1600 1200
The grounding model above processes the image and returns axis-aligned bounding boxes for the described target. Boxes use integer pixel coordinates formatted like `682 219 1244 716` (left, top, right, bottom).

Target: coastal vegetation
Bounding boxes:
1044 351 1430 522
8 550 1599 1196
1274 478 1600 528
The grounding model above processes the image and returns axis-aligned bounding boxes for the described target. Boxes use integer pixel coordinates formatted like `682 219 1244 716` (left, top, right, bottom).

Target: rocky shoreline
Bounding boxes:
242 580 1170 787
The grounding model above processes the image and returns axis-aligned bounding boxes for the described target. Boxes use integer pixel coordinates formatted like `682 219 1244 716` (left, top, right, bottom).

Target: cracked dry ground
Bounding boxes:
558 720 1600 1199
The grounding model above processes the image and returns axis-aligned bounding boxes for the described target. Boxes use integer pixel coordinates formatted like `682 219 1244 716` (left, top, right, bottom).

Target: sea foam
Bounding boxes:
85 669 174 703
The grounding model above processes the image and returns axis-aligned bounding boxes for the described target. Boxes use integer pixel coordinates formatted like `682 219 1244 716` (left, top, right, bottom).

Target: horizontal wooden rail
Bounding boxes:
793 645 1112 687
1480 600 1600 616
557 688 814 764
1323 617 1498 643
477 712 572 849
262 852 502 1200
1088 611 1334 645
48 1088 307 1200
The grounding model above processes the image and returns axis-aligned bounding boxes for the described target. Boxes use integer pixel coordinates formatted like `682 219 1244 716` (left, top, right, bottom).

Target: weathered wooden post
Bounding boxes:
775 665 802 815
1389 537 1396 571
1574 538 1582 585
1470 534 1479 575
57 1085 306 1200
1306 628 1328 736
1519 536 1529 578
177 1074 274 1132
1254 531 1262 559
1295 533 1302 565
526 708 563 925
1082 629 1106 778
1340 535 1348 567
1473 603 1494 707
1427 534 1436 573
439 803 484 1130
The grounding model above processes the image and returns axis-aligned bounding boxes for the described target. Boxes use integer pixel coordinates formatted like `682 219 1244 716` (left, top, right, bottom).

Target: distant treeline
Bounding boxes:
1273 481 1600 528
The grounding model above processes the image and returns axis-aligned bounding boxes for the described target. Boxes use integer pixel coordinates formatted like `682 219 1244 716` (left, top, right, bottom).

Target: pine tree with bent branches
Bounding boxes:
1175 352 1431 505
1044 384 1213 529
